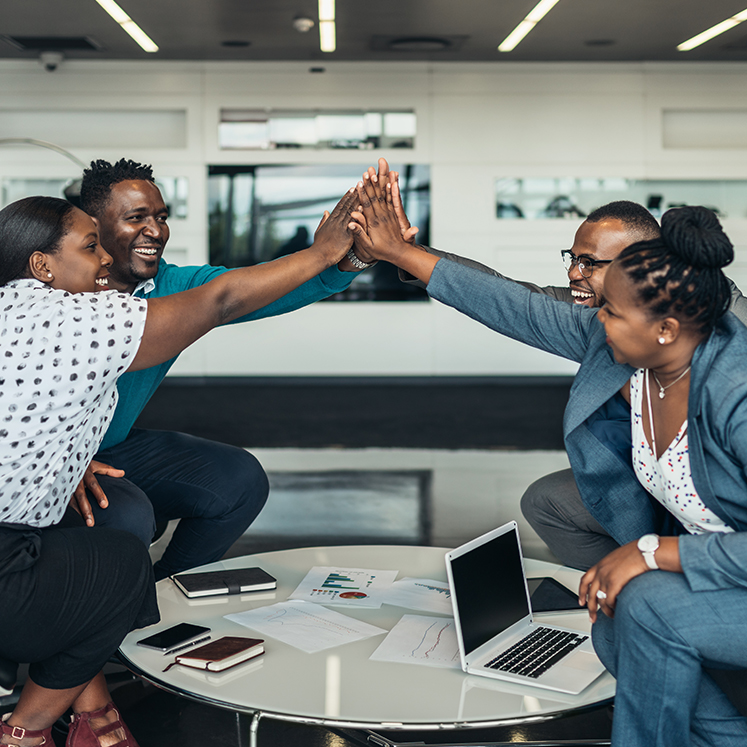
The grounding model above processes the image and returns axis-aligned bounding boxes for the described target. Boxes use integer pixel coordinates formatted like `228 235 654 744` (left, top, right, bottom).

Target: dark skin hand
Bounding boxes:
354 158 420 263
349 171 438 284
69 461 125 527
579 537 682 622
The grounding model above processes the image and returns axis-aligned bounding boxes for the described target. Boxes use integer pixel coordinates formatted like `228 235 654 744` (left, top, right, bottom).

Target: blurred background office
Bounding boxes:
2 2 747 743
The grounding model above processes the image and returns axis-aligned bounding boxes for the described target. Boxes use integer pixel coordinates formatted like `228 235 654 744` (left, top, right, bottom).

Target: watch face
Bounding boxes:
638 534 659 553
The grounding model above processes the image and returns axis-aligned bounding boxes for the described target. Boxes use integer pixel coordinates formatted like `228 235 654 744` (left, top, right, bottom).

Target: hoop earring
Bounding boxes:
658 337 666 345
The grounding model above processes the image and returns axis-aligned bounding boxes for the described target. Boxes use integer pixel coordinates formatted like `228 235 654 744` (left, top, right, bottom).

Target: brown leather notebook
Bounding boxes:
164 636 264 672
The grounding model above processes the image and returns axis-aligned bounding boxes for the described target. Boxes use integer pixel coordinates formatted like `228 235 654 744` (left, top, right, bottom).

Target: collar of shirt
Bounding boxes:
134 277 156 297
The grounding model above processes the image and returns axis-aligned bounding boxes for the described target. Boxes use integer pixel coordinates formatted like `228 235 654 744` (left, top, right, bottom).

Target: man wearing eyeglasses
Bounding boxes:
394 194 747 570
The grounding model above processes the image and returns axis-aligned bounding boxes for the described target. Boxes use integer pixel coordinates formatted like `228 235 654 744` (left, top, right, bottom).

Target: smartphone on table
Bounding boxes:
136 623 211 654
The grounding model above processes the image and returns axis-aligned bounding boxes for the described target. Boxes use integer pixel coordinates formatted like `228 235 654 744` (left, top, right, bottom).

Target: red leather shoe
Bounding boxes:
0 715 52 745
66 702 138 747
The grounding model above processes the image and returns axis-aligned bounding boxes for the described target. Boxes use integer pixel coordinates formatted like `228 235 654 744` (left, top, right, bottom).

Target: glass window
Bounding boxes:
495 177 747 220
219 109 416 150
208 164 430 301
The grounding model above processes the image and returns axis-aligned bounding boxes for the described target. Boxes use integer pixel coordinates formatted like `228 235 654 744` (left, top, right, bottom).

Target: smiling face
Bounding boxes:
39 208 113 294
567 218 634 308
95 180 170 294
597 262 665 368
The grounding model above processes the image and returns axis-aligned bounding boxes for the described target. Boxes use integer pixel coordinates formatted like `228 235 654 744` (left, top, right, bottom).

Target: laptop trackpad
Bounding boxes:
562 650 601 672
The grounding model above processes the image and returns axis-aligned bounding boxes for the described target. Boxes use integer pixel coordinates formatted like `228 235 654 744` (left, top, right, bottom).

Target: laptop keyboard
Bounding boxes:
485 627 588 679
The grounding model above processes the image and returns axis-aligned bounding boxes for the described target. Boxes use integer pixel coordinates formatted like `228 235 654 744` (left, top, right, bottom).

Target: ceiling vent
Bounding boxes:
2 36 103 52
371 35 468 53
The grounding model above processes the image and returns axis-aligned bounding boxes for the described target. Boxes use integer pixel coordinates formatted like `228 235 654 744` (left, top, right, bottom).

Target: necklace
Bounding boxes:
650 366 691 399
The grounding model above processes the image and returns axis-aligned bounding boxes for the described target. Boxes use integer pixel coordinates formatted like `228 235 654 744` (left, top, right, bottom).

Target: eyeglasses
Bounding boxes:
560 250 613 279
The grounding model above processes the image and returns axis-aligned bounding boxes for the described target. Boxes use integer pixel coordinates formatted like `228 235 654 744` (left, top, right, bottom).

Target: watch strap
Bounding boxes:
346 248 376 270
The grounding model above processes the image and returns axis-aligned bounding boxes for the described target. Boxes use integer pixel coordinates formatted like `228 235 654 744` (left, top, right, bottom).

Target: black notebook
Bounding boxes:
171 567 277 598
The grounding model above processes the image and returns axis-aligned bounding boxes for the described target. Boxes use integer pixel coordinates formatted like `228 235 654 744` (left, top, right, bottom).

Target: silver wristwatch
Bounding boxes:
346 248 376 270
637 533 660 570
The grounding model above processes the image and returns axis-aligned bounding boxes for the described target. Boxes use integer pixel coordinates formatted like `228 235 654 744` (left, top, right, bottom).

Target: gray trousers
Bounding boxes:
520 468 620 571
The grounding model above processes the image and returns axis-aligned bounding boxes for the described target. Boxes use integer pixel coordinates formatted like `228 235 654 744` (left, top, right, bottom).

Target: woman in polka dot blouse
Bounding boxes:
353 173 747 747
0 192 358 747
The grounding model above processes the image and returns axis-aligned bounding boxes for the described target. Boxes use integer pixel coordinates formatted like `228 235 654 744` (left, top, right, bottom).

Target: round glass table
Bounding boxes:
119 545 615 746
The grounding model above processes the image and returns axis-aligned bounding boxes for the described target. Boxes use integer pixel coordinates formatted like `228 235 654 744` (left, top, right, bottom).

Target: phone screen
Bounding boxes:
136 623 211 652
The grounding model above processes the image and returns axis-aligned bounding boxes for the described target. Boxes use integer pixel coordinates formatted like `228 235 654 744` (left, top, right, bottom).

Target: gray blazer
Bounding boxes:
428 258 747 591
401 246 747 324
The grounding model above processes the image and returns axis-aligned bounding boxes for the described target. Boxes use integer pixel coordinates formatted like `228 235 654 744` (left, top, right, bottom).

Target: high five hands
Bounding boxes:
349 158 439 283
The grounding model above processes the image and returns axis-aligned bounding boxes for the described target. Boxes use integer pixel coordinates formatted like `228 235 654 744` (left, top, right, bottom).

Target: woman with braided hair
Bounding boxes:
351 173 747 746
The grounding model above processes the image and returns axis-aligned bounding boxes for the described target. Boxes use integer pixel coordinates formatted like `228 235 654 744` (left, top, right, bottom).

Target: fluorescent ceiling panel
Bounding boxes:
498 0 562 52
678 8 747 51
95 0 159 53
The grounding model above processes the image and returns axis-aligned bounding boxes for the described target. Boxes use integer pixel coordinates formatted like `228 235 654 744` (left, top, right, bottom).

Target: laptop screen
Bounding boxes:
450 527 530 655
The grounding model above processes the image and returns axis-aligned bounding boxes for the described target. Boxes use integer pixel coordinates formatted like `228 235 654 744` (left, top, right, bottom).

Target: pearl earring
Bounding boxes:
47 273 53 278
658 337 666 345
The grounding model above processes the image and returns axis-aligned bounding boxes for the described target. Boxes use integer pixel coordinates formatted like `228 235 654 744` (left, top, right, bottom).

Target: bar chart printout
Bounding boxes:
290 566 398 608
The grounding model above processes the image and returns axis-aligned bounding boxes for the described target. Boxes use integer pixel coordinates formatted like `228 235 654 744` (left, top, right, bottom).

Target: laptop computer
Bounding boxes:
445 521 606 695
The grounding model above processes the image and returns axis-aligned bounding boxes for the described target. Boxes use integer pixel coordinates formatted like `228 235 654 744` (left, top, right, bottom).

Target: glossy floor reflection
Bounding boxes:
86 676 612 747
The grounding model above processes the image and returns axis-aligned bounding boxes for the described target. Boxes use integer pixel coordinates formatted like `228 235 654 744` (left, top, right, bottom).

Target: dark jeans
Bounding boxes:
0 524 158 689
90 429 269 580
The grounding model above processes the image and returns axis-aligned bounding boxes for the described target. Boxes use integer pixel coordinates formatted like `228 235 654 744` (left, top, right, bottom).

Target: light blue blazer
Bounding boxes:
428 258 747 591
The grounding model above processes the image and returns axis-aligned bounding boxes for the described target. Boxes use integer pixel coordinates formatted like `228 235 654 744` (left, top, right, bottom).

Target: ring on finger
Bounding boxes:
596 589 607 601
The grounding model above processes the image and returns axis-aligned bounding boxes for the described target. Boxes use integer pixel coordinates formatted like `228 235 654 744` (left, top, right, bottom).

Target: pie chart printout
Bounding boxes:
290 567 398 608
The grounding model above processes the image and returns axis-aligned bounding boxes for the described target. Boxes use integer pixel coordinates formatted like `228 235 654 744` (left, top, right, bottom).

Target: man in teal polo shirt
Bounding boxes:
72 158 371 580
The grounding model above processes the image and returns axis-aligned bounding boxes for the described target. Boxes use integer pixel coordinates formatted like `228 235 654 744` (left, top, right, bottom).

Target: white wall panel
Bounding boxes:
1 59 747 377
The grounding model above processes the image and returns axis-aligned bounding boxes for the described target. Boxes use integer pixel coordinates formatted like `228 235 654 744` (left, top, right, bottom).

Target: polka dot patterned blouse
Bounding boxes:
0 279 147 527
630 368 733 535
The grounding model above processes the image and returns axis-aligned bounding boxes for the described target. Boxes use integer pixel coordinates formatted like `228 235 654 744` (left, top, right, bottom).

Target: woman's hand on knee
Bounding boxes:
578 541 650 623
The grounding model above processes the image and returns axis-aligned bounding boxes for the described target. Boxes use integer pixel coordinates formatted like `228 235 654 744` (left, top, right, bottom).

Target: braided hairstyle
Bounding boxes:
79 158 154 218
616 206 733 334
0 196 76 285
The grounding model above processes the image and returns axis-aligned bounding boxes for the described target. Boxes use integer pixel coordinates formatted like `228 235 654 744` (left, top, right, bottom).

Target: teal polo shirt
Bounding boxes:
98 260 356 450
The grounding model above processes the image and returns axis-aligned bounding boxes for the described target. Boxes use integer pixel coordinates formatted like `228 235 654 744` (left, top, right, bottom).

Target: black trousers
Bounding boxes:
0 524 159 689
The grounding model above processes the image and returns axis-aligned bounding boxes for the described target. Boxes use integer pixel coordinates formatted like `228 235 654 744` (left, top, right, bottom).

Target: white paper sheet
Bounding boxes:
369 614 462 669
383 577 453 615
225 600 386 654
289 566 398 608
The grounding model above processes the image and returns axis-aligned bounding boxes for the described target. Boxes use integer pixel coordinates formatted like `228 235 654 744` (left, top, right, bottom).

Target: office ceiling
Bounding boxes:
2 0 747 64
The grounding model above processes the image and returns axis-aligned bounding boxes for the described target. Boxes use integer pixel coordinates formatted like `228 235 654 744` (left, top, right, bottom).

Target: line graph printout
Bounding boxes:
370 614 461 669
289 566 398 608
384 577 452 615
225 600 386 654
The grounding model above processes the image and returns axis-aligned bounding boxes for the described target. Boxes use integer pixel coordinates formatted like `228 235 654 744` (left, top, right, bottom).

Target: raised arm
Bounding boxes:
350 168 596 364
128 188 356 371
350 177 439 282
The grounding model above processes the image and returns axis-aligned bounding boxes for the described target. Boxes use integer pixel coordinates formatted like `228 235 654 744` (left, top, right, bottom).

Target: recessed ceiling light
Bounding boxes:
678 8 747 51
388 37 451 52
95 0 158 53
319 0 336 52
498 0 562 52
